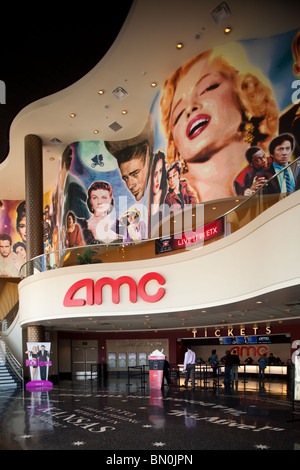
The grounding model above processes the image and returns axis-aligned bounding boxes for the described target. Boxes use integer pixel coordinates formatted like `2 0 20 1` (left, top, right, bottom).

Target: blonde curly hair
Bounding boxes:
160 42 278 165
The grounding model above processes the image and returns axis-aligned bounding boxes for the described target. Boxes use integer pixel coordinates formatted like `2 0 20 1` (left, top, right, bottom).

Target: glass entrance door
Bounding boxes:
72 340 98 379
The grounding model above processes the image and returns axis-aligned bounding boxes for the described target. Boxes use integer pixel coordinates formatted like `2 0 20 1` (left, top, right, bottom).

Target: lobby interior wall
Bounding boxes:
56 322 299 377
57 329 182 375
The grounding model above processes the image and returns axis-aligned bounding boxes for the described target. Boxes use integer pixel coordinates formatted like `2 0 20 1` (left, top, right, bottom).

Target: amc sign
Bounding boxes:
63 272 166 307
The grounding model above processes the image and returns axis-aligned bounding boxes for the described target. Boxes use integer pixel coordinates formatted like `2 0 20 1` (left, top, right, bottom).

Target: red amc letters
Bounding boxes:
63 272 166 307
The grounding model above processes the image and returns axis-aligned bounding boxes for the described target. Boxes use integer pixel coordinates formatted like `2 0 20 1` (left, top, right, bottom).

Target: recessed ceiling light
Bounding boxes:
224 26 231 34
70 113 76 118
93 129 99 134
121 109 127 115
151 82 157 88
176 42 183 49
98 89 104 95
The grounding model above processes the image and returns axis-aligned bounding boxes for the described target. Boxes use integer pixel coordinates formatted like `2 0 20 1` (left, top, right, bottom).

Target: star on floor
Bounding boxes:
72 441 85 446
254 444 269 450
152 441 166 447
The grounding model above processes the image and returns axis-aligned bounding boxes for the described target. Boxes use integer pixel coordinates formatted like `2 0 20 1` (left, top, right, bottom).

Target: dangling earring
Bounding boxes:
242 115 267 146
243 120 255 145
181 158 189 174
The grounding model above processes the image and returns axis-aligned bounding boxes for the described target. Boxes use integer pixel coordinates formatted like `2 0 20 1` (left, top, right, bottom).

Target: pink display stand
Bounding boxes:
26 380 53 391
148 355 165 389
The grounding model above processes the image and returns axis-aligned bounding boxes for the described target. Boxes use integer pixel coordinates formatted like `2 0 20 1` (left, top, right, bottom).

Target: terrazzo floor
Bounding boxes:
0 376 299 460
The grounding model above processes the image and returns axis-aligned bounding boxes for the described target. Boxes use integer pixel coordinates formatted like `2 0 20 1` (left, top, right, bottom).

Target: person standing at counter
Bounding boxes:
223 350 233 387
209 349 219 385
231 350 240 388
183 345 196 390
258 353 269 379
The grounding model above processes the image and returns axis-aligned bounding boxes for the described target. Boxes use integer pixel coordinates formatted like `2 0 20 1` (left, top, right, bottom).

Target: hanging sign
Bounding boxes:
155 217 224 254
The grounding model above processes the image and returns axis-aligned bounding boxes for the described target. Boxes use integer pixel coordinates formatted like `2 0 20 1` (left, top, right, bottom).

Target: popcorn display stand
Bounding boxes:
148 350 165 389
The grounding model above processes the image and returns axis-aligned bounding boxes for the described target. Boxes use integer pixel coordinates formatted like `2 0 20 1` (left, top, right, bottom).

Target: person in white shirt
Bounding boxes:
183 345 196 389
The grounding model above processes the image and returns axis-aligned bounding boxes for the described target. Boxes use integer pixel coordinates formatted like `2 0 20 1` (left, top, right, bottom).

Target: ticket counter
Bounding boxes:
178 363 288 376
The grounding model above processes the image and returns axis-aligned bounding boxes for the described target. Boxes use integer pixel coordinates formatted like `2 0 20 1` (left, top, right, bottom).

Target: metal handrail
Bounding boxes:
221 155 300 221
1 302 19 332
0 334 24 384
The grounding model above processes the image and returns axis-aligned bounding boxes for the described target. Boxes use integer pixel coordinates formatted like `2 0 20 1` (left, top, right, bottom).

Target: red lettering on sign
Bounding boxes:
63 278 94 307
138 272 166 303
230 345 269 357
95 276 137 304
63 272 166 307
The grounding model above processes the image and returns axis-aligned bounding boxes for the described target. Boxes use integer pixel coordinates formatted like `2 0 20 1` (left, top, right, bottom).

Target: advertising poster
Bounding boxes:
25 342 52 388
139 352 147 366
118 353 127 368
128 352 137 367
0 200 26 277
108 352 116 368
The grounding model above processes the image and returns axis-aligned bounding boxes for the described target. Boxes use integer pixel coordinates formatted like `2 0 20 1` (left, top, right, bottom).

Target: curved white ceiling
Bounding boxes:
1 0 299 200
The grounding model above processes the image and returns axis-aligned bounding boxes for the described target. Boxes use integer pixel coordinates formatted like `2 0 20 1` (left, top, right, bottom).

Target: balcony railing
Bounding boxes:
18 156 300 278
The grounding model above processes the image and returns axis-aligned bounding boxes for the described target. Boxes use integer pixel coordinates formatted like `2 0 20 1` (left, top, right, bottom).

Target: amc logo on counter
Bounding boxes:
63 272 166 307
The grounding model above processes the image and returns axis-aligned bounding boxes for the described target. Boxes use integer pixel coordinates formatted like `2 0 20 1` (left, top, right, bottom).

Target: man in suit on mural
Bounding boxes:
165 160 198 212
0 233 23 277
279 30 300 158
259 133 300 194
234 146 271 196
56 145 91 243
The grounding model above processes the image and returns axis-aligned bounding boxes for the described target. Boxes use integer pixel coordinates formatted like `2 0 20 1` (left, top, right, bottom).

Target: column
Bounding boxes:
27 325 45 343
24 135 44 344
24 134 44 262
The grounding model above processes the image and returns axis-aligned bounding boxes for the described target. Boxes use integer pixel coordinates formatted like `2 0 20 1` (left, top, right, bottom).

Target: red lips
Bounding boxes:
186 114 210 139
